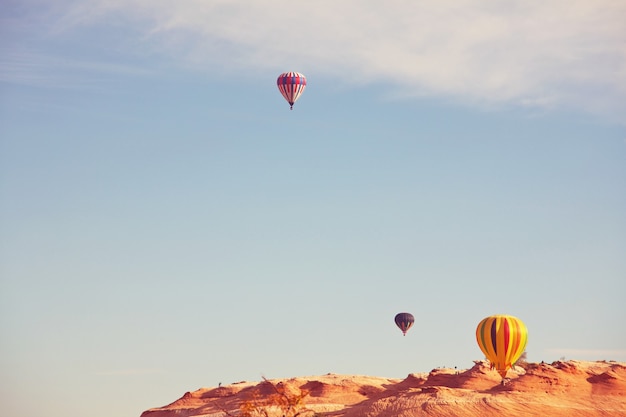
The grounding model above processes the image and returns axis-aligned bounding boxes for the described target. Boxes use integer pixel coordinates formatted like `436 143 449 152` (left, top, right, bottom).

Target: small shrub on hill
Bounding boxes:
222 377 317 417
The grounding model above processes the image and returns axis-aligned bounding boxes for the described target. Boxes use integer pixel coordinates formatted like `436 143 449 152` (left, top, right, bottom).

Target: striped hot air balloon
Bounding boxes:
394 312 415 336
476 315 528 378
277 72 306 110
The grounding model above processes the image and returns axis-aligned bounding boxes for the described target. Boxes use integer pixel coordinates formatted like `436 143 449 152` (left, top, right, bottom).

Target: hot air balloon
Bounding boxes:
394 312 415 336
476 315 528 378
277 72 306 110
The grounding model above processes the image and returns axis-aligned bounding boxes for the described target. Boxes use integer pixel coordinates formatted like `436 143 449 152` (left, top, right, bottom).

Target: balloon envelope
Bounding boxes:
394 312 415 336
277 72 306 109
476 315 528 378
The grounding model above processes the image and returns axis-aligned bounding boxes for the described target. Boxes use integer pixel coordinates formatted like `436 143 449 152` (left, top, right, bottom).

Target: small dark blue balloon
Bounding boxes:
395 312 415 336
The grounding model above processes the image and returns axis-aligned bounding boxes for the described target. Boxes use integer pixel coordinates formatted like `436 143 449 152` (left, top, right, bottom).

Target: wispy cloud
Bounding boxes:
94 368 165 376
0 49 152 89
0 1 153 91
545 348 626 360
10 1 626 119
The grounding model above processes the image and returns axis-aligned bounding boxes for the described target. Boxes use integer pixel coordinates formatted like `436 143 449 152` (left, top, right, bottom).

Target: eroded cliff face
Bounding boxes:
141 360 626 417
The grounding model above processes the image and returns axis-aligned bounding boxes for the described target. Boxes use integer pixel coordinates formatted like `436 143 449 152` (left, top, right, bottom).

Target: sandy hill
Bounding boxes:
141 360 626 417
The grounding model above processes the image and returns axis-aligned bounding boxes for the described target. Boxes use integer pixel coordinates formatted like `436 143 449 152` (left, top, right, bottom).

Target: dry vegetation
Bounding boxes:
220 377 317 417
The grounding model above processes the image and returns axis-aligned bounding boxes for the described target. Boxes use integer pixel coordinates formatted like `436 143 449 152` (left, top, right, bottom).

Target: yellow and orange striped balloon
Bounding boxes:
476 315 528 378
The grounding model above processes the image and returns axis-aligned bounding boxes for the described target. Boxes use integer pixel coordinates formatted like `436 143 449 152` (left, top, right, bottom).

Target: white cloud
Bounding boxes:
22 1 626 119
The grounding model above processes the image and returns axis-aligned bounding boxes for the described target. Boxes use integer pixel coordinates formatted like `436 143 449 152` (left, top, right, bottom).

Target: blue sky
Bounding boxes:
1 1 625 417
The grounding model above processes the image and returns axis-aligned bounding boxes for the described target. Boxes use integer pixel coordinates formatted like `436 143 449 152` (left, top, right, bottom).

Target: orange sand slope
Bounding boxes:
141 360 626 417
